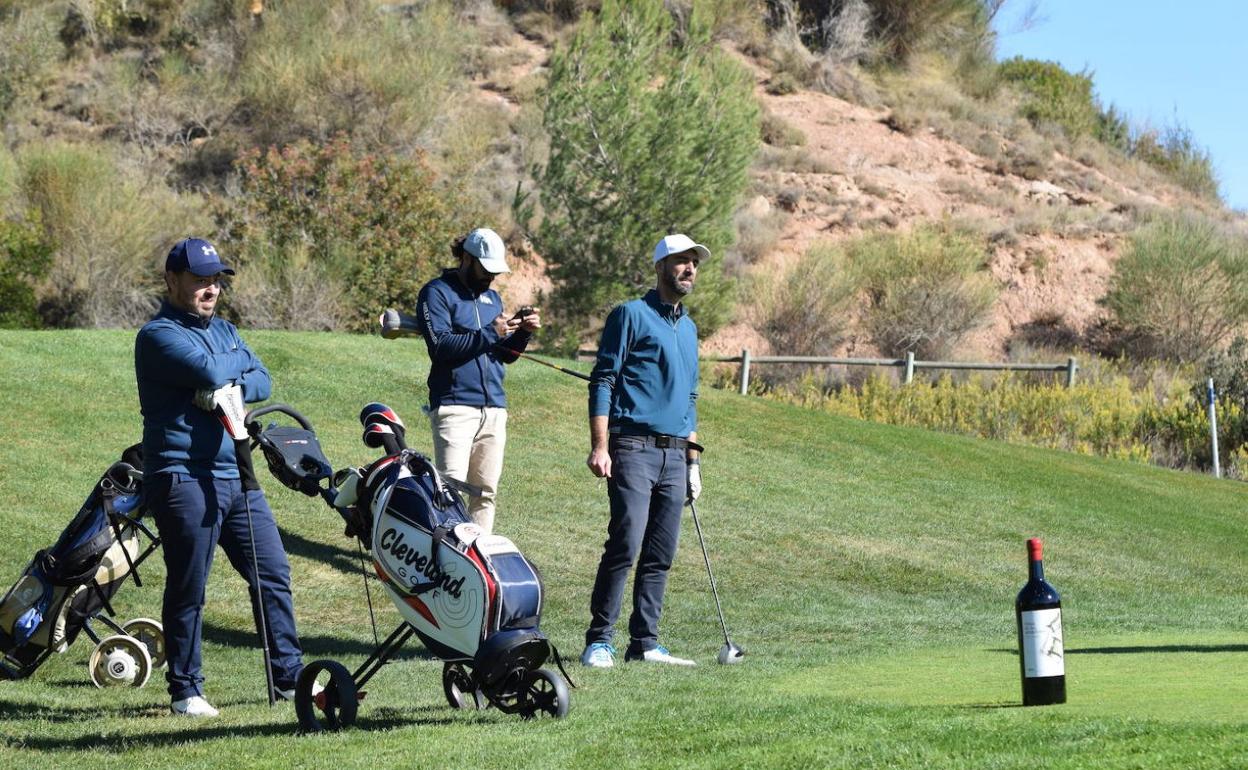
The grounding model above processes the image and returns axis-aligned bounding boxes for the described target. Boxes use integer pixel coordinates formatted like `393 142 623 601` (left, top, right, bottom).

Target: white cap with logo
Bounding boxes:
653 233 710 263
463 228 511 274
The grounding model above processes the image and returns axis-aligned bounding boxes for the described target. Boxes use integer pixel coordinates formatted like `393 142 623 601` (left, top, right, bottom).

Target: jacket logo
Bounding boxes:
479 296 493 305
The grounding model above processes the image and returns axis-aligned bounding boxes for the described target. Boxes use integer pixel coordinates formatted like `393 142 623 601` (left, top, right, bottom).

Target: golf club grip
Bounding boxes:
235 438 260 491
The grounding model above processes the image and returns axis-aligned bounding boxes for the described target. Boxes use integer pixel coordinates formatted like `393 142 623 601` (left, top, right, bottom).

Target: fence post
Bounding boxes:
903 351 915 384
1208 378 1221 479
1065 357 1078 388
739 349 751 395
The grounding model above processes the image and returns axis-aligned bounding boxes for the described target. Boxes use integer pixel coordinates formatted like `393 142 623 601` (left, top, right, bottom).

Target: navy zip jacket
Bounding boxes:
416 268 531 409
589 289 699 437
134 300 272 478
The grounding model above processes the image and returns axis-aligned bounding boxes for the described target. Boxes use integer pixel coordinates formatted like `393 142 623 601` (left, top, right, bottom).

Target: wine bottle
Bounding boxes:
1015 537 1066 705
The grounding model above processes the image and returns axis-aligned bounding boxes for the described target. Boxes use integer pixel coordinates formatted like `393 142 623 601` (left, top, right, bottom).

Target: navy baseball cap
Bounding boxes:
165 238 235 276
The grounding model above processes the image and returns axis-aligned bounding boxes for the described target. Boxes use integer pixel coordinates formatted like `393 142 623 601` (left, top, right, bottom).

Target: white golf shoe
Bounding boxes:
624 645 696 666
171 695 219 717
580 642 616 668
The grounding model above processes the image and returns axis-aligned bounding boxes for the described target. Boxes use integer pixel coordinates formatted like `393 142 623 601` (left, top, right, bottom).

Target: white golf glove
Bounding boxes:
687 460 702 502
193 387 216 412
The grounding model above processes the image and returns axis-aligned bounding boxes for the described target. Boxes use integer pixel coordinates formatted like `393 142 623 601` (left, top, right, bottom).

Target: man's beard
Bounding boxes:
664 270 694 297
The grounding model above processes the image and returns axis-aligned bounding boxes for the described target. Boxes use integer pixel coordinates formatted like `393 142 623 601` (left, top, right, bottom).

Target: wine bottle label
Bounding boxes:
1020 608 1064 677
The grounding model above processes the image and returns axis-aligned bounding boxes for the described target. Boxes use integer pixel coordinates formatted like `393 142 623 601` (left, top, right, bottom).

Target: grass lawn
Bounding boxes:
0 330 1245 769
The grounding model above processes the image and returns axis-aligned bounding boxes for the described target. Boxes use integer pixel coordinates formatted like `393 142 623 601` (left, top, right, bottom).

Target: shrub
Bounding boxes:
997 57 1100 140
759 109 806 146
216 136 466 331
845 224 997 358
750 241 856 356
18 141 207 328
238 0 461 149
534 0 758 347
761 364 1248 474
0 5 58 121
1131 121 1221 201
1103 215 1248 363
0 216 53 329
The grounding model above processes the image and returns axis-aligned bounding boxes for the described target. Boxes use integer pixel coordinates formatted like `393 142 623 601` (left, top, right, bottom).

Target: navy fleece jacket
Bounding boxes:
134 300 272 478
415 268 531 409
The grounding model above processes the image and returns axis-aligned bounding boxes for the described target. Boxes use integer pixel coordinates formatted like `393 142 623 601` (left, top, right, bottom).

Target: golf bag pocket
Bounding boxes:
472 536 542 632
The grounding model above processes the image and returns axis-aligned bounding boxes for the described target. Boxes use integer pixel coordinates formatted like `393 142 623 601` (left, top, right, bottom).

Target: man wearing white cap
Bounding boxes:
581 233 706 668
413 228 540 533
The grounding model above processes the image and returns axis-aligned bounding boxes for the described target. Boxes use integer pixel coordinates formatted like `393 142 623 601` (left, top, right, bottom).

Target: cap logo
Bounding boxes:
200 243 218 258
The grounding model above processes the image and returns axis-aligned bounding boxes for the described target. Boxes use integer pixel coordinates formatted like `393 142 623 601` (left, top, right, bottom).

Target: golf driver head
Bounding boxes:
378 308 420 339
359 402 405 430
718 642 745 665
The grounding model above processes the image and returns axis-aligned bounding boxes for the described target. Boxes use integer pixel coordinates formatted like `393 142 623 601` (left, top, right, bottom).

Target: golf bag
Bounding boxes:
0 447 165 686
246 402 569 729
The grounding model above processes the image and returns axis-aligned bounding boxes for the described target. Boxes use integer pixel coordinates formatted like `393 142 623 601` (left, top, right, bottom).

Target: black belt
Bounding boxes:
611 433 700 451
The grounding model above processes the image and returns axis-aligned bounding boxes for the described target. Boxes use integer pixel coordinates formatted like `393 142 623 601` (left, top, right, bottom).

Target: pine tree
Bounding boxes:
535 0 759 347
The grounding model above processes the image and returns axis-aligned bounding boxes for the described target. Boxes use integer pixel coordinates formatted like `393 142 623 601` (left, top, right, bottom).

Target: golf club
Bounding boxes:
378 308 591 382
213 384 277 706
687 500 745 665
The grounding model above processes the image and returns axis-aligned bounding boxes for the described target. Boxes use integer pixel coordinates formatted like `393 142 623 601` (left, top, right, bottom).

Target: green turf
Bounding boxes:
0 330 1245 768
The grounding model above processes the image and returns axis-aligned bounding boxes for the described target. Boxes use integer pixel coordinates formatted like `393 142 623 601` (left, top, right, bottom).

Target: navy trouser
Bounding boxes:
147 472 303 700
586 436 685 653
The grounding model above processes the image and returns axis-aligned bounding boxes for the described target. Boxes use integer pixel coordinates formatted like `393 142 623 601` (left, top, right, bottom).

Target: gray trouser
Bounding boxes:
585 435 685 652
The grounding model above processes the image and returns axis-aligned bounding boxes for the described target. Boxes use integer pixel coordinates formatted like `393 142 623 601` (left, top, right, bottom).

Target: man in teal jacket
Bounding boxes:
135 238 304 716
581 233 705 668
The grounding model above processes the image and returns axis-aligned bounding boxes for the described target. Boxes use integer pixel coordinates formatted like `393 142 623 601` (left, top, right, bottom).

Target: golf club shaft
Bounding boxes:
235 438 277 707
688 500 733 647
379 308 591 381
509 350 591 381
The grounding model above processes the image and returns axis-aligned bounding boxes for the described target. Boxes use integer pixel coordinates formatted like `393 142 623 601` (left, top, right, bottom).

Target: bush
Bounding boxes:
0 216 53 329
534 0 759 347
216 136 466 332
1131 122 1221 201
0 5 58 121
845 224 997 358
997 57 1100 140
18 141 207 328
761 363 1248 475
1104 215 1248 363
238 0 462 149
750 241 856 356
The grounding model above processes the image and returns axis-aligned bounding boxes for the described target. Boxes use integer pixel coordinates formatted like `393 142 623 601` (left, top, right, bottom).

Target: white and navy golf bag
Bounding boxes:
247 402 569 727
350 450 546 667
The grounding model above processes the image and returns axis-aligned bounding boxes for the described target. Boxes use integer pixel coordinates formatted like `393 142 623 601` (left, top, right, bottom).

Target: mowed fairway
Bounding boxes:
0 330 1245 769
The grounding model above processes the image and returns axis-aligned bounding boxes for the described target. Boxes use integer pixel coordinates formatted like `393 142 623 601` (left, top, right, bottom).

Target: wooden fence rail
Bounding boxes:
708 350 1079 394
575 349 1078 394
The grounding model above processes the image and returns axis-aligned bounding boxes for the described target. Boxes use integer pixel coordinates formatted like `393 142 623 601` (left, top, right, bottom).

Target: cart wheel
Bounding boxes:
88 634 153 688
442 663 485 710
122 618 166 669
519 668 569 720
295 659 357 733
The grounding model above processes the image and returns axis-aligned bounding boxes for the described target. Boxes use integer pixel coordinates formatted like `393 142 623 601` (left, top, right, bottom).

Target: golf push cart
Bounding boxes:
0 448 167 688
244 402 571 731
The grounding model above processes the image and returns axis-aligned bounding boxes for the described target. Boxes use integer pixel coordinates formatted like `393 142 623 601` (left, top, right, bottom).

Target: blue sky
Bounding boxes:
993 0 1247 212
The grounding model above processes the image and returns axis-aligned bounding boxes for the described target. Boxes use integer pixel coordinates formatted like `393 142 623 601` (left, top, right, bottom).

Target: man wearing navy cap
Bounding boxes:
580 233 706 668
135 238 305 716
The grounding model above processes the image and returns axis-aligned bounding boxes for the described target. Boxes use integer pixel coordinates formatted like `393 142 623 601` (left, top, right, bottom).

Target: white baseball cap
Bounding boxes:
653 233 710 263
462 228 511 274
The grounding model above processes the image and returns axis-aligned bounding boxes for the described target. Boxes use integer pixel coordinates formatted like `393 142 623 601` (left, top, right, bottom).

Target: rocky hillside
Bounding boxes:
3 1 1242 361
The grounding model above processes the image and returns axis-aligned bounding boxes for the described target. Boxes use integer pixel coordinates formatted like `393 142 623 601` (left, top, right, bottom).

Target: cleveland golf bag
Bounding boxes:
245 402 570 731
0 448 165 687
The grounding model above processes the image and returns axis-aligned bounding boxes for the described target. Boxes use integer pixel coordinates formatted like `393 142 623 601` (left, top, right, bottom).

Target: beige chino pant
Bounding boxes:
429 405 507 534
